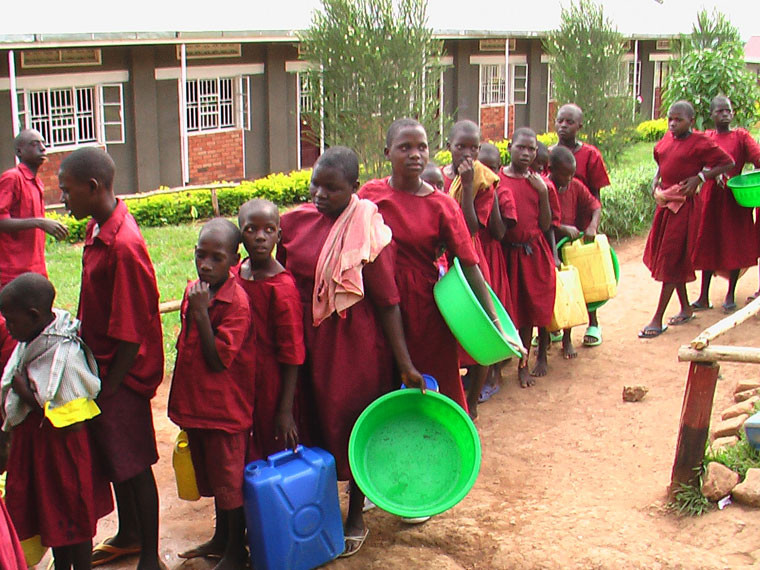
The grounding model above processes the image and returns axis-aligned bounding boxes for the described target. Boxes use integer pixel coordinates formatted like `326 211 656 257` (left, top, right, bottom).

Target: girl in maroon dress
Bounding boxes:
278 146 422 557
639 101 734 338
692 96 760 312
359 118 504 417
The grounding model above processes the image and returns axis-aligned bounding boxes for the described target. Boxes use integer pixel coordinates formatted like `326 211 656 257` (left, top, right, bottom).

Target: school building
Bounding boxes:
0 17 753 202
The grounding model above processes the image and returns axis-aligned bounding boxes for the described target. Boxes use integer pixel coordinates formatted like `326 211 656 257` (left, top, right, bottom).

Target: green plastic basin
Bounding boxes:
557 236 620 312
348 390 481 518
727 170 760 207
433 258 523 365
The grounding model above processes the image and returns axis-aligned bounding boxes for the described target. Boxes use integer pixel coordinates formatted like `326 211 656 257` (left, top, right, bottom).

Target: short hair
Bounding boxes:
199 217 241 254
558 103 583 122
386 118 424 148
60 147 116 190
448 120 480 142
314 146 360 186
549 145 576 169
238 198 280 225
511 127 538 143
14 129 42 152
478 142 501 164
0 272 55 313
535 142 549 161
709 95 731 112
669 100 695 119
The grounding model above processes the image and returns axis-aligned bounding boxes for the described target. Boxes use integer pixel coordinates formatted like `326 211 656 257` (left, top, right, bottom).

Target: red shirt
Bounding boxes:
168 275 255 433
572 143 611 199
0 163 47 285
556 178 601 230
78 200 164 399
654 132 732 187
704 129 760 178
499 170 561 243
0 315 17 372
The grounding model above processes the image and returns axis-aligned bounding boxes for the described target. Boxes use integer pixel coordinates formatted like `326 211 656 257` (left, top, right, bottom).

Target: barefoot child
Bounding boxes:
279 146 423 556
548 146 601 359
58 147 165 570
233 199 305 459
499 128 561 387
441 121 500 417
639 101 734 338
1 273 112 570
554 103 610 346
169 219 254 569
359 119 505 414
693 96 760 312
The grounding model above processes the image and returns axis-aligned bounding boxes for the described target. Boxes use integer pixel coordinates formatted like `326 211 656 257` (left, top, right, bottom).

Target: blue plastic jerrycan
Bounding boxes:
243 445 344 570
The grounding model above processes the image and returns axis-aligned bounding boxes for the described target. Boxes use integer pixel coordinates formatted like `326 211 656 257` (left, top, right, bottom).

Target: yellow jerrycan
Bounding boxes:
549 264 589 332
173 430 201 501
560 234 617 304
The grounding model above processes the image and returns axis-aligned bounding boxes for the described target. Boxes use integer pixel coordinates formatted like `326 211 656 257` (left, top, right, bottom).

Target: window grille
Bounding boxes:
186 77 235 132
480 64 506 106
28 87 96 147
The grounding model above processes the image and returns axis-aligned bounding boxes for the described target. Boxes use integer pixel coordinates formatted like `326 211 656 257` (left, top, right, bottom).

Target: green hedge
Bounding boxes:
433 131 560 167
48 169 312 243
635 118 668 142
598 164 654 239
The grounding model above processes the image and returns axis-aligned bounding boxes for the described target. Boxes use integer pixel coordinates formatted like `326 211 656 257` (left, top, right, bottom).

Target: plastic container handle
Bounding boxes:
556 231 586 251
266 445 303 467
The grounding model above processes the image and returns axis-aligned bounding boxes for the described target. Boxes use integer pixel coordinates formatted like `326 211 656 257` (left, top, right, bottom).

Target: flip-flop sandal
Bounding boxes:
689 301 713 311
583 325 602 347
748 293 760 304
667 314 696 326
531 332 563 347
92 541 141 567
722 302 738 314
478 383 500 403
638 325 668 339
339 528 369 558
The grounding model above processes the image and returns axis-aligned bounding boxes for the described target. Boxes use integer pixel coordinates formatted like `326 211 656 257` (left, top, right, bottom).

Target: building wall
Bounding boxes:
188 129 244 184
480 106 504 141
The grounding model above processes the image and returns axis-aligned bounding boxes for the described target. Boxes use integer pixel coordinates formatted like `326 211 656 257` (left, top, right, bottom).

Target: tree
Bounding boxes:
542 0 634 162
299 0 447 179
662 10 760 130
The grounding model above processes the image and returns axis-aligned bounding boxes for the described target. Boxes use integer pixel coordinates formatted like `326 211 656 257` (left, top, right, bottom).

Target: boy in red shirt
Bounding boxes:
0 129 68 286
549 146 601 358
169 218 255 570
553 103 611 346
58 147 165 570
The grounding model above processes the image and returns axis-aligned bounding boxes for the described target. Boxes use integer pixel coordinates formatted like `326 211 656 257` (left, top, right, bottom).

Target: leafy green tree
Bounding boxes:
542 0 634 162
299 0 447 179
663 10 760 130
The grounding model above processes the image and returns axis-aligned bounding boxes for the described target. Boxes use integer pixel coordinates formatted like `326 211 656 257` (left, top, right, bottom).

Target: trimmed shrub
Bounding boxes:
433 132 559 168
598 164 655 239
636 119 668 142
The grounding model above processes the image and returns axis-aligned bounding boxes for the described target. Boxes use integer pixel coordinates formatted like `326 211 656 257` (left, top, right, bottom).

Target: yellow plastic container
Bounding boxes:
173 430 201 501
21 535 48 567
560 234 617 304
549 265 589 332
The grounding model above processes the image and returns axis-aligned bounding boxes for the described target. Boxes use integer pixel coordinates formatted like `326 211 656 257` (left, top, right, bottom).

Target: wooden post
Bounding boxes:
669 361 720 496
210 188 220 216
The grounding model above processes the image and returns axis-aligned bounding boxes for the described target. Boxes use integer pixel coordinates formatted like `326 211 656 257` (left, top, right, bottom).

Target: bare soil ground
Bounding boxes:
91 235 760 570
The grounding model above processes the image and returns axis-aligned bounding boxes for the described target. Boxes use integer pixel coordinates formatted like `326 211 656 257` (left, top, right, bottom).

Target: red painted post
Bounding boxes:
669 361 720 496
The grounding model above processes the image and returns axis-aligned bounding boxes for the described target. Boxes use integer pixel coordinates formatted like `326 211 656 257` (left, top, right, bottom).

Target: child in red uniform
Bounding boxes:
421 163 444 191
359 119 503 413
549 146 601 359
234 199 305 459
169 218 254 569
441 121 500 417
58 147 165 570
1 273 112 570
692 95 760 312
639 101 734 338
554 103 611 347
500 128 561 387
279 146 423 555
531 142 550 175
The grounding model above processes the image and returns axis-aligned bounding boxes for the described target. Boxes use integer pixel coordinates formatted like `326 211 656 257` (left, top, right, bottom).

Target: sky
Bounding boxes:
1 0 758 41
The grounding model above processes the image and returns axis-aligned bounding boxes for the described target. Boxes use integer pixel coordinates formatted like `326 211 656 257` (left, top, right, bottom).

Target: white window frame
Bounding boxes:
185 76 250 135
99 84 125 144
480 64 506 107
24 86 97 148
511 63 528 104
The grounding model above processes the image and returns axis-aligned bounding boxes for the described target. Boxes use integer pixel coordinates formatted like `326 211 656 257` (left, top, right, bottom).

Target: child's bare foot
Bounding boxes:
466 397 478 419
178 539 224 559
562 335 577 359
531 356 548 377
518 364 534 388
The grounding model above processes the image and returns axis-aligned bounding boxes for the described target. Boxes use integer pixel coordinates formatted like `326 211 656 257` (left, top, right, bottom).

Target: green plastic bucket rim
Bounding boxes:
348 389 482 518
727 169 760 190
556 234 619 311
448 257 525 355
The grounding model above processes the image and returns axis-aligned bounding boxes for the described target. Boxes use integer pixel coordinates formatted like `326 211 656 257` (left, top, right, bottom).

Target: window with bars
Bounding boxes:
299 73 314 113
480 64 506 106
186 77 235 132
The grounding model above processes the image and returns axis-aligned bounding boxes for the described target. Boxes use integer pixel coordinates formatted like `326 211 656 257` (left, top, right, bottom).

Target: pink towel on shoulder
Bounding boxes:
312 194 393 326
654 184 686 214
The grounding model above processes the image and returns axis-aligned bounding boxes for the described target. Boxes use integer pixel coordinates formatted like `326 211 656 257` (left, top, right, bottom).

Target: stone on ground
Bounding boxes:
722 396 760 420
732 468 760 507
710 435 739 451
712 414 749 440
622 385 649 402
702 462 739 502
736 379 760 394
735 388 760 403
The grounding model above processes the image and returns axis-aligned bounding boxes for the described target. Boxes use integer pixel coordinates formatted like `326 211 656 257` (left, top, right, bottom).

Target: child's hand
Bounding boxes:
679 177 701 198
526 171 548 194
562 224 581 241
457 157 475 186
400 365 426 394
187 281 211 314
274 410 299 451
583 226 597 241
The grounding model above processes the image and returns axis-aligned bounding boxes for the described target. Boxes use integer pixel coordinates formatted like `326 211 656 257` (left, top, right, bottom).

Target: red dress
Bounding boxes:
500 171 561 329
557 178 601 230
643 132 733 283
0 498 25 570
278 203 398 480
571 143 611 200
694 129 760 271
358 179 479 409
232 266 306 461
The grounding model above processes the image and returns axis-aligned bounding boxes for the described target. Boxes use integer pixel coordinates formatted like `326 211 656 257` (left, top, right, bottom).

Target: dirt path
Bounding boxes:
92 235 760 569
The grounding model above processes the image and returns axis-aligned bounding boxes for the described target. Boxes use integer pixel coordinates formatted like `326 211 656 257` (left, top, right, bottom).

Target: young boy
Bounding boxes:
531 141 550 175
421 163 444 191
554 103 611 347
234 199 305 460
549 146 601 358
169 218 255 569
1 273 112 570
58 147 165 570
